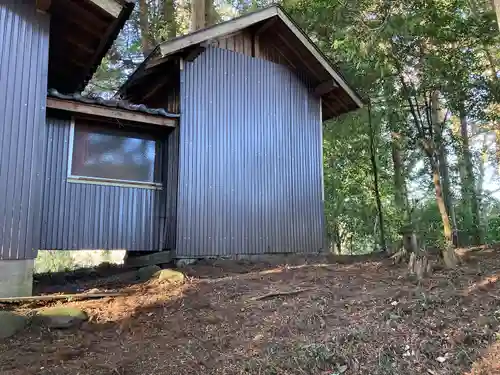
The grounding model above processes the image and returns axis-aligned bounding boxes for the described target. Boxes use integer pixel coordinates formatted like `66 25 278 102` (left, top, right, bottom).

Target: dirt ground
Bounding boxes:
2 250 500 375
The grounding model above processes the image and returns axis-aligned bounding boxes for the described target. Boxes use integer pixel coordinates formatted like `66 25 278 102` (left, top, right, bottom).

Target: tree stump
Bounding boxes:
408 252 430 281
442 245 458 269
403 230 418 253
401 228 432 280
391 227 417 265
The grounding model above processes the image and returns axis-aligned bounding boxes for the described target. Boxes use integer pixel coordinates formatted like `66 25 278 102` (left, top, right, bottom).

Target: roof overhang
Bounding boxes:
119 5 364 120
158 7 362 109
46 96 178 127
44 0 135 93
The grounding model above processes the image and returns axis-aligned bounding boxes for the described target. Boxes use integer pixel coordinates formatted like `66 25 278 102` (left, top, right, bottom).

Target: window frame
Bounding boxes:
67 117 163 190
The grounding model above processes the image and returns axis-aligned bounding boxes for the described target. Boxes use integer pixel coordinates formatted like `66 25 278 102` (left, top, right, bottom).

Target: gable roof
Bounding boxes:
119 5 363 119
46 0 135 94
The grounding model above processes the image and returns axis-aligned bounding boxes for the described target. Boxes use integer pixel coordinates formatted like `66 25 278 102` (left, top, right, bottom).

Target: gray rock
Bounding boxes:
34 307 88 329
136 265 161 281
154 269 185 284
0 311 27 339
176 258 197 268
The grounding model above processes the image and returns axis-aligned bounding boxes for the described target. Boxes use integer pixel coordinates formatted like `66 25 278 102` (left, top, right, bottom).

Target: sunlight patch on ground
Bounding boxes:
463 274 500 296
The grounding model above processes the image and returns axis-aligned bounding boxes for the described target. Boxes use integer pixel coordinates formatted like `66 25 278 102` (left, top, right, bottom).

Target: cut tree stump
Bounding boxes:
442 246 459 269
408 252 431 280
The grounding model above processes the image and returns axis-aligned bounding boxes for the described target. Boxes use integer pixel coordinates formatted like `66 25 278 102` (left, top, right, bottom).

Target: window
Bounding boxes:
69 119 161 188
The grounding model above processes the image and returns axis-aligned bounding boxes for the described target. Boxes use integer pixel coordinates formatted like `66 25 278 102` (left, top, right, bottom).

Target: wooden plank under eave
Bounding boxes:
314 80 338 96
87 0 123 18
46 98 177 127
276 8 364 109
159 7 278 57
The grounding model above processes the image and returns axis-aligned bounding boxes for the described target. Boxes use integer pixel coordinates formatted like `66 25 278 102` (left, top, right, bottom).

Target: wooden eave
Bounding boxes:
47 0 135 93
156 6 363 112
119 5 363 120
46 97 177 127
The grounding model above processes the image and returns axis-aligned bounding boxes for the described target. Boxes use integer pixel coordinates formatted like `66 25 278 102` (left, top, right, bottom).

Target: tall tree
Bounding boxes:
191 0 214 30
190 0 206 30
459 111 483 244
431 91 458 246
163 0 177 39
368 103 387 251
139 0 155 55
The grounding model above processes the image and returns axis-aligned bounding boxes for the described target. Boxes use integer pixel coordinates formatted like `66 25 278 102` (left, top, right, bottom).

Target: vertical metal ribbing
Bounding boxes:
0 2 49 260
176 47 324 258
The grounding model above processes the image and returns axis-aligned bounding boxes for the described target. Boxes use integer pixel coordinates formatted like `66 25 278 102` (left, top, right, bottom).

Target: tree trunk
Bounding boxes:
493 0 500 30
163 0 177 39
191 0 206 31
139 0 154 56
398 78 458 268
391 131 407 214
205 0 216 27
368 105 386 252
333 222 342 254
431 162 452 244
496 129 500 177
431 91 458 246
431 160 458 268
438 142 458 244
478 133 487 198
460 112 483 245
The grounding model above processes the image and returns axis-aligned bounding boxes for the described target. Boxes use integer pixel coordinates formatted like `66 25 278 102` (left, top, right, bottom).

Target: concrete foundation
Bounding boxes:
0 259 34 297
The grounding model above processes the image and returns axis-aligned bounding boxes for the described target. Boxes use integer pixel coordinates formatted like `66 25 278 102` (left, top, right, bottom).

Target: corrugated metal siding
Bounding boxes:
40 115 178 251
0 2 49 260
162 125 179 249
177 47 324 257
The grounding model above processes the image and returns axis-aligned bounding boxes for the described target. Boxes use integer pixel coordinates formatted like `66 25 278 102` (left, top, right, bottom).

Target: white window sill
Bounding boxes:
67 176 163 190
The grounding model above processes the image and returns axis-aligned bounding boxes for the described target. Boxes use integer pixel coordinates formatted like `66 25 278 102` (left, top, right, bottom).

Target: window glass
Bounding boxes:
71 121 158 183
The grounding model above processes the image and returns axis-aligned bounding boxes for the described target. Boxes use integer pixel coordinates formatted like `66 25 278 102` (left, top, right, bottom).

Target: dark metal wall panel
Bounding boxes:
163 126 180 250
40 115 177 251
0 2 50 260
177 47 324 257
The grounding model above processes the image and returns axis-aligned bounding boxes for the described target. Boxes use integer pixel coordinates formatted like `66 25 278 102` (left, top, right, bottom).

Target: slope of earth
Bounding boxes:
1 251 500 375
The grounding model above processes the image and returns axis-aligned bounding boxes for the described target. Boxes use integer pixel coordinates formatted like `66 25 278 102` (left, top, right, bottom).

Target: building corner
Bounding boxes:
0 259 34 298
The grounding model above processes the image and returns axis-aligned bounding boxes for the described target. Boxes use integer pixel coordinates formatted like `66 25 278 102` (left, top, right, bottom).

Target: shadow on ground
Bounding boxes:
1 251 500 375
33 263 142 295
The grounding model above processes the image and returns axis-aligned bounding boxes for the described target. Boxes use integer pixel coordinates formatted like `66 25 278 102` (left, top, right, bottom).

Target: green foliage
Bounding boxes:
282 0 500 252
88 0 500 253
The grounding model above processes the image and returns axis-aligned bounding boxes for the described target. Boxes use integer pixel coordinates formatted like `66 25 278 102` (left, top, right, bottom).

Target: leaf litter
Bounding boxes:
1 250 500 374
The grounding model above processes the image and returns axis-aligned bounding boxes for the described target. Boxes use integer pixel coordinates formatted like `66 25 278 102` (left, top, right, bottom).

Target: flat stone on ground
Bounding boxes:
0 311 27 339
154 269 185 284
136 265 161 281
176 258 197 268
35 307 88 329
